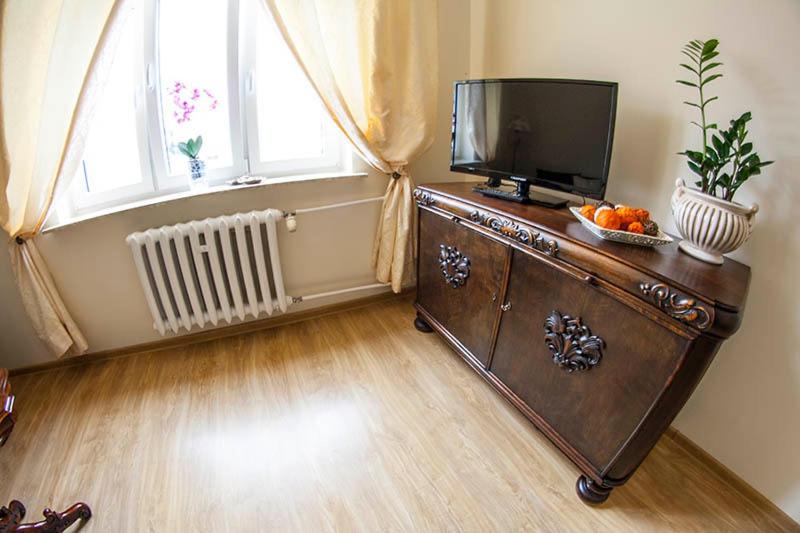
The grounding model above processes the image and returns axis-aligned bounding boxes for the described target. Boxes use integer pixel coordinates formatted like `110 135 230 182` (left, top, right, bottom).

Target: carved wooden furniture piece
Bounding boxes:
0 502 91 533
0 369 92 533
0 370 14 447
413 183 750 504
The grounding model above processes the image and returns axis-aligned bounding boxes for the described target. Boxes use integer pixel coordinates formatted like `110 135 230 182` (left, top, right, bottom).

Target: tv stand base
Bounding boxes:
473 181 568 208
412 182 750 504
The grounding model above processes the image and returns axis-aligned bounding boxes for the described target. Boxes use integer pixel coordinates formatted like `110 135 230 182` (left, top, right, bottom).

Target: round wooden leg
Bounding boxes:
0 500 26 528
576 475 613 504
413 314 433 333
76 502 92 520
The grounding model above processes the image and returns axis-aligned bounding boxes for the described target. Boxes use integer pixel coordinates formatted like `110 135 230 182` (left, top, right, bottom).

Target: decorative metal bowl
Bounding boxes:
569 207 674 247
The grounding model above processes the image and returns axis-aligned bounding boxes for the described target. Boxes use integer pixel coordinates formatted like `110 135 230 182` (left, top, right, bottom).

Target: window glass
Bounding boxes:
57 0 348 222
255 5 326 162
79 9 143 194
158 0 232 174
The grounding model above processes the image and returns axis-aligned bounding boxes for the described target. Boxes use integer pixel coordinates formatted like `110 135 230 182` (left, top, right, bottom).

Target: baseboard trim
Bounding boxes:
10 289 412 378
663 427 798 530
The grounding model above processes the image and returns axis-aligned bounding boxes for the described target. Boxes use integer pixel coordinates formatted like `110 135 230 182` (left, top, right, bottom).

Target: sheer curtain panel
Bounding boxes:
262 0 438 292
0 0 128 356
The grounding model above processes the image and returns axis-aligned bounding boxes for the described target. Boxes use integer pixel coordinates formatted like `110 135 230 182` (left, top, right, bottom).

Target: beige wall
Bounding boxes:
0 0 471 370
0 173 384 369
470 0 800 520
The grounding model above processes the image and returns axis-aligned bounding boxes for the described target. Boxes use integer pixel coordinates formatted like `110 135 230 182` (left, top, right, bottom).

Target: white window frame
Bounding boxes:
63 0 347 219
146 0 247 192
69 6 155 215
239 0 344 178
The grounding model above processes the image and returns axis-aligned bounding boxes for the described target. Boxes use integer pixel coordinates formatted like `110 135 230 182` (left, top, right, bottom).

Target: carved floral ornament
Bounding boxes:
469 210 558 256
544 310 605 372
639 282 712 330
413 189 434 206
438 245 470 288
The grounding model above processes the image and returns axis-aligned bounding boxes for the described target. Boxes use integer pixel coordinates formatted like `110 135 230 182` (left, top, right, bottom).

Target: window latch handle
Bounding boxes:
246 70 255 94
146 64 155 91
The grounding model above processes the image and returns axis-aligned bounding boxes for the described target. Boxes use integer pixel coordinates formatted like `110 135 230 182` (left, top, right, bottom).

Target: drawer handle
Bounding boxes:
438 244 470 288
544 310 605 373
501 301 512 312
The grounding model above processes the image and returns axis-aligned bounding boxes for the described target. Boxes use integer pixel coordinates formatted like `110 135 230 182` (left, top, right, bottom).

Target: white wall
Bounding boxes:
469 0 800 520
0 0 471 370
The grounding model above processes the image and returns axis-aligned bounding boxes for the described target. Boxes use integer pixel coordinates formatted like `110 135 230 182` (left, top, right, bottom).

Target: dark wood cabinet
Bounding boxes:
413 183 750 504
417 208 508 367
491 248 690 471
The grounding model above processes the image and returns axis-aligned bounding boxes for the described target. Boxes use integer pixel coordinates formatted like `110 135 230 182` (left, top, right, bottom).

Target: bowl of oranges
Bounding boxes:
570 202 673 247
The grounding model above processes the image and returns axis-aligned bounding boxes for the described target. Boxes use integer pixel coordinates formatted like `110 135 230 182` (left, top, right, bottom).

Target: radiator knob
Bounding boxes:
286 215 298 233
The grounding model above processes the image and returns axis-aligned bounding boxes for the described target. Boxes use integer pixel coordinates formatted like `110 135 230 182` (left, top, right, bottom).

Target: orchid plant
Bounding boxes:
167 81 219 161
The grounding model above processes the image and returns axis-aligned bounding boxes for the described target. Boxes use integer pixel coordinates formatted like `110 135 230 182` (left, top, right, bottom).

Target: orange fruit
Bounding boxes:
627 221 645 234
594 208 622 230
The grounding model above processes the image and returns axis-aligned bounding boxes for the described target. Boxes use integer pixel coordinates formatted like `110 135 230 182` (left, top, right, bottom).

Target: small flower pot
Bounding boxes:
671 178 758 265
188 158 207 190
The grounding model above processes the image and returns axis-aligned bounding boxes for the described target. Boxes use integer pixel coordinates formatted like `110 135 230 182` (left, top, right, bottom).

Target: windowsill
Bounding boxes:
43 170 369 234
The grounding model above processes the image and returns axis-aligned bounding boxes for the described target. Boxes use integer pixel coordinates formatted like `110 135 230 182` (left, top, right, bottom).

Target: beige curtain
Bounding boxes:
263 0 437 292
0 0 128 356
467 83 500 164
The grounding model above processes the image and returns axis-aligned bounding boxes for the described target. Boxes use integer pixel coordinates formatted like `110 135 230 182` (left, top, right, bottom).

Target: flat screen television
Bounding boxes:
451 79 618 206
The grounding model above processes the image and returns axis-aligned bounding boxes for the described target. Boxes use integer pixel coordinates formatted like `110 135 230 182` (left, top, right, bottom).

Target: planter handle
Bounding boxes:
671 178 686 211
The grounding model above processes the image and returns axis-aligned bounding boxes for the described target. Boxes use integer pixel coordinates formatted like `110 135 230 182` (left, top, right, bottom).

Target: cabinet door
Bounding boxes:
489 249 690 471
417 209 508 367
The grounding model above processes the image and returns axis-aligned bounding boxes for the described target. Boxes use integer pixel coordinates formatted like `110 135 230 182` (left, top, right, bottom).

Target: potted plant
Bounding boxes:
168 81 218 190
178 135 205 188
673 38 773 264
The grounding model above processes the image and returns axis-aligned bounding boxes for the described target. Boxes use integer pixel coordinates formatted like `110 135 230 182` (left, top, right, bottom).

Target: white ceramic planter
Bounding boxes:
671 178 758 265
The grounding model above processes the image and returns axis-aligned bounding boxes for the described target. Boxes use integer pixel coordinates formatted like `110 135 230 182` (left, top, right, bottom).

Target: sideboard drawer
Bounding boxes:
489 249 690 471
417 208 508 367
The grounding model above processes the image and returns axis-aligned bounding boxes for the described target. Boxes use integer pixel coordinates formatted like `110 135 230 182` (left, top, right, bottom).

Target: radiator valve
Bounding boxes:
285 213 297 233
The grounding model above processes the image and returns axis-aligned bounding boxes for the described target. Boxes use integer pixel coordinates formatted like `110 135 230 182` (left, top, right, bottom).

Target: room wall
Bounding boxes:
469 0 800 520
0 0 471 370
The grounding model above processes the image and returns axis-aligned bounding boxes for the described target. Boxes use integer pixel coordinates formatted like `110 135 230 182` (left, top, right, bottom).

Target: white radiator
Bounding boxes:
126 209 293 335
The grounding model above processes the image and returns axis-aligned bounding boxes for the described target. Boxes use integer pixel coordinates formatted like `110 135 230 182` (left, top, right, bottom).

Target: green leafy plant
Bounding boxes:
677 38 772 201
178 136 203 160
706 112 772 201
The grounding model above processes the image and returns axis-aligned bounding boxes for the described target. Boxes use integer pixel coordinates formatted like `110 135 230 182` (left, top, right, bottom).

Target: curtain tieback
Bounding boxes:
389 164 409 180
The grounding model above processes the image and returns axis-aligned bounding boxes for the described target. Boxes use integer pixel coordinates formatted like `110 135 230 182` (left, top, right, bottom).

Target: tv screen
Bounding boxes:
451 79 618 200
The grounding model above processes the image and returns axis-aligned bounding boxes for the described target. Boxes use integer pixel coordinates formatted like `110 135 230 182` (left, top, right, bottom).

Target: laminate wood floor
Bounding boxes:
0 297 795 532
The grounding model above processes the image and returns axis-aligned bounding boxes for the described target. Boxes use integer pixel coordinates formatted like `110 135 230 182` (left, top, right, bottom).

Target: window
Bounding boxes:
62 0 347 217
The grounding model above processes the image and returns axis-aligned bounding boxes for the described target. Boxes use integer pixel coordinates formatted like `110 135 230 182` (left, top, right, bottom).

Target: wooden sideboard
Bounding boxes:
0 370 14 448
412 182 750 504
